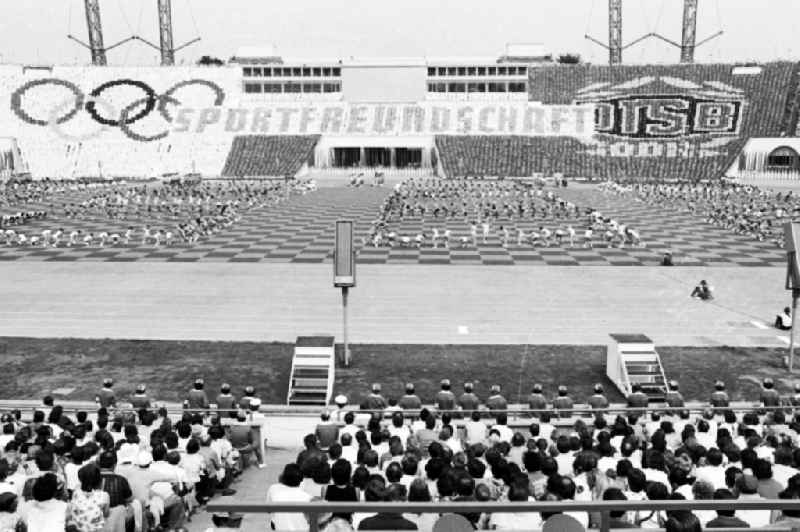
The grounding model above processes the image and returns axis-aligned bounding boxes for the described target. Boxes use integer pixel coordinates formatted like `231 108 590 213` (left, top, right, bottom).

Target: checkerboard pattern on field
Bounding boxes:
0 183 786 265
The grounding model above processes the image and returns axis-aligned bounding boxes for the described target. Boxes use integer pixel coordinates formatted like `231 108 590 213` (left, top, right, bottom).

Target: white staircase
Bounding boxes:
287 336 335 406
606 333 668 402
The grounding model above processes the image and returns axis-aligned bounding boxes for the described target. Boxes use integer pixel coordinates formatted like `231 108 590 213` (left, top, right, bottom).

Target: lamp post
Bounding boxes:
334 220 356 367
784 222 800 372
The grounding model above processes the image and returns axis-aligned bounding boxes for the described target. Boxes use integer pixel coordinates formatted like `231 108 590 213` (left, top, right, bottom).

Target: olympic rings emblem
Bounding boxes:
10 78 225 142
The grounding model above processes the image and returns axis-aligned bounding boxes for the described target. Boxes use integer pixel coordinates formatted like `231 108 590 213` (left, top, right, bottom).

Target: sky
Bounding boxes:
1 0 799 66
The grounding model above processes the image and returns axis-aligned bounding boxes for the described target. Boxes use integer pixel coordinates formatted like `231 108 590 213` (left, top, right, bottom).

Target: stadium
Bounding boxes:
3 0 800 530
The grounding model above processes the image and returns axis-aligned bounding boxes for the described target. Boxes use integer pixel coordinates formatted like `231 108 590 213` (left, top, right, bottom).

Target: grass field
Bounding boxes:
0 337 793 406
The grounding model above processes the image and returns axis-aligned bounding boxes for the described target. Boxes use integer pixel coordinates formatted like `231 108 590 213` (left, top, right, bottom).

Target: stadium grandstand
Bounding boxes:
6 0 800 531
3 57 800 182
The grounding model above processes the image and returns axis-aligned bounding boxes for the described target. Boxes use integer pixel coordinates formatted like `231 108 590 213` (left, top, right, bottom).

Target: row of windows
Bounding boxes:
427 66 528 77
243 82 342 94
427 82 527 93
243 66 342 78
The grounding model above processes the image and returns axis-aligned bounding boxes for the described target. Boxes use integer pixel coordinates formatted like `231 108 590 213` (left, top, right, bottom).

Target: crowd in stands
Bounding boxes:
599 180 796 248
0 378 269 531
365 178 643 249
0 179 294 248
262 377 800 531
221 135 320 178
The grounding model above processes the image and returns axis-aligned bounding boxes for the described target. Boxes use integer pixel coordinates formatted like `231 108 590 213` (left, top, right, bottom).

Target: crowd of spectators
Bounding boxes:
263 377 800 531
220 135 321 178
0 378 268 531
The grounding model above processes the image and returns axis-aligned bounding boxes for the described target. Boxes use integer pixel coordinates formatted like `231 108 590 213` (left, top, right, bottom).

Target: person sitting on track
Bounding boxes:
776 306 792 330
691 280 714 301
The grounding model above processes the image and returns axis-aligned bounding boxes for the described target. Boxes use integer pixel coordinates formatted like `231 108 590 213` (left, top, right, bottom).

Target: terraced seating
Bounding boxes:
221 135 320 177
438 62 799 180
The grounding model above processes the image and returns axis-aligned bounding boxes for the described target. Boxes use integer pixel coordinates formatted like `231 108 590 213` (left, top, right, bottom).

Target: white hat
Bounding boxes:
137 451 153 467
334 394 348 405
249 398 262 410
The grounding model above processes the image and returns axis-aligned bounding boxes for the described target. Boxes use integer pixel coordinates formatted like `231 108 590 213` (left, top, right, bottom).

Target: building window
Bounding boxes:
477 67 486 76
467 67 476 76
488 67 497 75
498 66 507 75
282 67 292 77
457 67 466 76
428 67 436 76
447 67 456 76
447 82 465 92
312 67 321 76
251 67 261 77
244 82 262 93
509 82 527 92
467 82 480 92
438 67 446 76
302 67 311 76
285 83 301 93
332 67 341 76
264 68 272 77
243 67 253 77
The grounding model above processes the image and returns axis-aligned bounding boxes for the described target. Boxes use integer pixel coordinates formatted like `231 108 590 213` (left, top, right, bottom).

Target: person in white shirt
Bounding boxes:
265 463 312 531
695 448 727 490
735 474 772 528
490 412 514 443
464 411 487 446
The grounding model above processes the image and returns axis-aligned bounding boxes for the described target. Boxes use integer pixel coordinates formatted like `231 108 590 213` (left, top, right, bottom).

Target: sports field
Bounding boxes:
0 182 786 265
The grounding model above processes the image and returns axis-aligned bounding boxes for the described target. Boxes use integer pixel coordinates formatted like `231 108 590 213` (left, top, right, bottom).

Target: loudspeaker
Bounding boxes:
784 222 800 290
334 220 355 287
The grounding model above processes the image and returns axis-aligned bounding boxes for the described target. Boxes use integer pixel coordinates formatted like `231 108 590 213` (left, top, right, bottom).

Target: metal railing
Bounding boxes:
206 499 800 532
0 400 796 420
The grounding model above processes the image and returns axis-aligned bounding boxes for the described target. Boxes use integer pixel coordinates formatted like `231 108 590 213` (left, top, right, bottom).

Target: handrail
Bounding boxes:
206 499 800 532
0 401 796 417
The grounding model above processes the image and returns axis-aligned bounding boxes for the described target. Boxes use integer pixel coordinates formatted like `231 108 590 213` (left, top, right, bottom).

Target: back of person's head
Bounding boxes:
665 510 701 532
331 459 352 486
312 461 331 484
352 466 369 490
364 477 386 502
363 449 379 468
754 458 773 480
780 486 800 518
35 451 54 472
706 447 723 466
280 463 303 487
603 487 628 518
408 478 431 502
385 462 402 483
692 480 714 500
541 457 559 478
496 413 507 426
627 468 647 493
455 474 475 497
186 438 199 455
344 412 354 425
401 455 418 476
646 481 670 501
713 488 737 516
32 473 58 502
555 435 570 454
78 462 102 492
98 450 116 469
151 444 167 462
